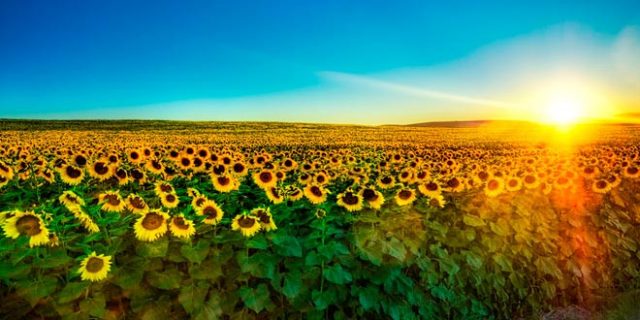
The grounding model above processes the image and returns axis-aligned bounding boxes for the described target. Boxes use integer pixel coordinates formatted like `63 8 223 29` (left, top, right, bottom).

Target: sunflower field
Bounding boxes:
1 120 640 319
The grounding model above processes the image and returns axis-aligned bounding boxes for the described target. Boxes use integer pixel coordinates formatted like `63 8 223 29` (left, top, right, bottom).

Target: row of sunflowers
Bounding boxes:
1 124 640 319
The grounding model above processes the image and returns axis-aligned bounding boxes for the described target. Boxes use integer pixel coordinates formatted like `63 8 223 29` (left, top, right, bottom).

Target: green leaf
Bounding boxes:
462 214 486 227
181 240 210 264
324 264 352 285
16 276 58 306
358 286 379 311
312 289 337 310
39 249 72 269
272 234 302 257
535 257 563 279
146 269 182 290
283 271 302 299
464 251 483 270
0 261 30 280
136 238 169 258
57 281 90 304
384 237 407 261
179 282 209 314
239 283 272 313
79 293 106 318
493 253 513 272
246 234 269 250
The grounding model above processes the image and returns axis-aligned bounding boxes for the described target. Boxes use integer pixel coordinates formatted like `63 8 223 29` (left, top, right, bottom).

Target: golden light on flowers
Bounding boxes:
484 177 504 198
3 211 50 247
169 215 196 239
231 213 261 237
79 251 112 282
134 210 169 242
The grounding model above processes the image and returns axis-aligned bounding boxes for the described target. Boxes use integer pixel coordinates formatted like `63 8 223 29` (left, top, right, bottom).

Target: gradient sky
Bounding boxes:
1 0 639 124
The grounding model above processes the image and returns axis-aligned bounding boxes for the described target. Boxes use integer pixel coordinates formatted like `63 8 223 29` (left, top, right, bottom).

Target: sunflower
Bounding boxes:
160 192 180 209
281 158 297 171
114 168 130 185
3 211 50 247
337 190 364 212
359 187 385 210
211 174 239 193
231 213 261 237
169 215 196 239
128 149 143 164
265 187 284 204
154 181 175 196
540 181 553 195
313 172 329 185
97 191 125 213
443 177 465 192
505 176 522 192
298 173 311 185
72 154 88 167
304 184 328 204
398 169 414 184
592 179 611 194
522 174 540 189
252 208 277 231
231 161 248 176
130 169 146 185
126 194 149 214
0 173 10 189
484 178 504 198
88 159 113 181
376 175 395 189
60 164 84 185
315 209 327 219
253 170 277 189
191 195 208 210
0 160 14 180
418 181 441 198
48 233 60 247
395 188 417 206
78 251 112 282
285 186 304 201
196 200 224 225
187 187 201 198
134 210 169 242
145 159 164 174
428 194 446 208
623 166 639 179
59 190 85 209
69 206 100 233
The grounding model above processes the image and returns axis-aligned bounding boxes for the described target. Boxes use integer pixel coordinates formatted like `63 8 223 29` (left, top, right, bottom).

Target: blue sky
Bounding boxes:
1 0 639 123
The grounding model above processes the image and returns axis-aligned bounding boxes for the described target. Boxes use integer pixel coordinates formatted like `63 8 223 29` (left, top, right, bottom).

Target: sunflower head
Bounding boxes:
169 215 196 239
79 251 112 282
2 211 50 247
134 211 169 242
252 208 277 232
231 213 261 237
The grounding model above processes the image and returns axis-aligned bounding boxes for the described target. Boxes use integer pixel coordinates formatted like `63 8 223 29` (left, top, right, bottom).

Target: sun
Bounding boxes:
544 94 584 125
